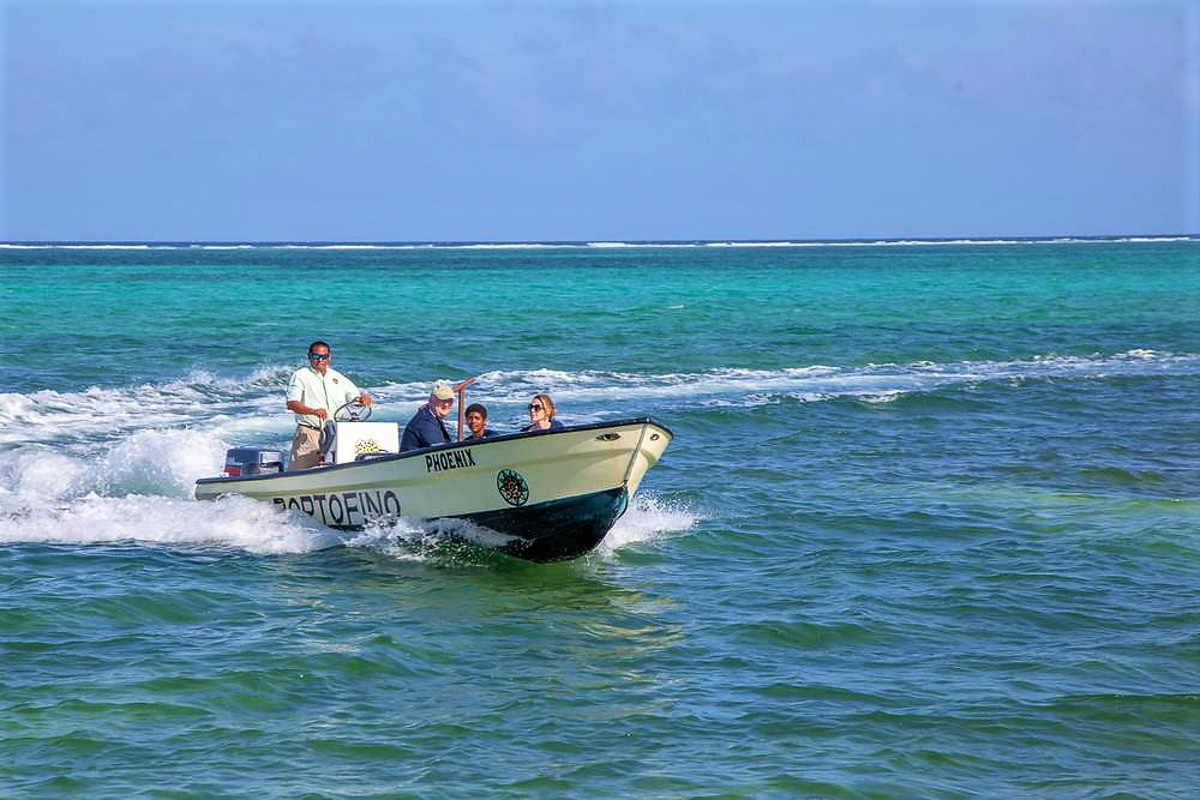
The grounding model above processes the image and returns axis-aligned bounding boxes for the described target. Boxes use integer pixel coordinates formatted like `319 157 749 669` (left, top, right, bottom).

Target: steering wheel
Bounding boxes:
334 399 373 422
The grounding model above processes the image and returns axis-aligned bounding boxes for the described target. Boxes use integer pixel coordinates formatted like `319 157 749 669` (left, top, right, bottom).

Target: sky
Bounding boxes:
2 0 1199 241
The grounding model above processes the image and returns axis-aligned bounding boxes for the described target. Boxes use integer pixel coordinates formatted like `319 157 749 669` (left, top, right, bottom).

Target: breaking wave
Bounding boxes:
1 236 1194 251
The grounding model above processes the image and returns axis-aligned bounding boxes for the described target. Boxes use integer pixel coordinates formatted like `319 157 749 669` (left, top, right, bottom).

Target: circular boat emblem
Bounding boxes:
497 468 529 507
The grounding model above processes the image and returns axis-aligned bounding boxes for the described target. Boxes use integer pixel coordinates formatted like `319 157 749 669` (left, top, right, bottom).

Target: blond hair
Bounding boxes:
532 393 556 419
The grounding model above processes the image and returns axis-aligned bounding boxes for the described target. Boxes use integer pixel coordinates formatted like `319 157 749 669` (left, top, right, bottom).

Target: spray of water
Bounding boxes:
597 493 699 556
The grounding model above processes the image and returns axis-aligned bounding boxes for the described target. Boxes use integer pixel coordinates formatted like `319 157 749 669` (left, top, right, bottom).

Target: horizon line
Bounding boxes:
2 232 1198 247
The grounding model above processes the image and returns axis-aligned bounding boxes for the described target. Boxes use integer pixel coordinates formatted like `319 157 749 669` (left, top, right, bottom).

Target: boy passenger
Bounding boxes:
464 403 497 440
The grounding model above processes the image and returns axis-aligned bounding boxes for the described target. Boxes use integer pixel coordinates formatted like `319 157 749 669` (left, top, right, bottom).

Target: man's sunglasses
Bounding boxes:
308 353 330 361
529 404 543 411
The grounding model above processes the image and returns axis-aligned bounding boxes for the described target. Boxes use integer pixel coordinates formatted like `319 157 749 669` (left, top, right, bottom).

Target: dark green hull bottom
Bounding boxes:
461 487 630 562
330 487 630 562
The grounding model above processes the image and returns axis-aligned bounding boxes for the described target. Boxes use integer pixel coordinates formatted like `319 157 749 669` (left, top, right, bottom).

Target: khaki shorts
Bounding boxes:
289 425 322 471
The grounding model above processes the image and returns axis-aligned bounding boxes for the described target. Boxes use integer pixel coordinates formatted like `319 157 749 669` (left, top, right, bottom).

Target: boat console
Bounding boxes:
320 421 400 464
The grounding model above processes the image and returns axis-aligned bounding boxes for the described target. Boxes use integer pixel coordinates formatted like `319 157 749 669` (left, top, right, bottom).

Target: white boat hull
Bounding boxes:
195 418 672 561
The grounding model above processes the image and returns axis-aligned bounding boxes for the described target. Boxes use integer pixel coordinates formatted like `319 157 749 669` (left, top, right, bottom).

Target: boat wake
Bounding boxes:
4 349 1198 451
0 429 332 554
0 493 340 554
0 417 696 561
0 430 228 506
1 439 698 563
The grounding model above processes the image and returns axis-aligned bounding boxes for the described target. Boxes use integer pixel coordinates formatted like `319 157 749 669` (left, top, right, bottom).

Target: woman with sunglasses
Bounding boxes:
522 393 564 432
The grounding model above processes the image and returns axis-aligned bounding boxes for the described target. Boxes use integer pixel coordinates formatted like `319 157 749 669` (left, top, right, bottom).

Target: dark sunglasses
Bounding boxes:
529 403 543 411
308 353 330 361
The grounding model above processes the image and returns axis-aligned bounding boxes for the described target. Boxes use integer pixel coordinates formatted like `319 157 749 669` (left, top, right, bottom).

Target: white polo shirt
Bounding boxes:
286 365 362 428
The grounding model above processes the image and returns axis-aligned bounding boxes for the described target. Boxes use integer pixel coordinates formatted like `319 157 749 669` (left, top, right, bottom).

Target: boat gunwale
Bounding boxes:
196 416 673 486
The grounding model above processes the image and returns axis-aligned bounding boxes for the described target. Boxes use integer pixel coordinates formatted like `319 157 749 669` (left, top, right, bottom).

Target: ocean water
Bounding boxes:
2 238 1199 798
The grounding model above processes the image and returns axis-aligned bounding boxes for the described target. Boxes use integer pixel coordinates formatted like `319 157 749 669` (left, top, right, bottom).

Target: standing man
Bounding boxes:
286 340 372 470
400 380 454 451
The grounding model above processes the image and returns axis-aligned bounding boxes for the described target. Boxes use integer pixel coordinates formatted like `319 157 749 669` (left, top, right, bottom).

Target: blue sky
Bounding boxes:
3 1 1198 241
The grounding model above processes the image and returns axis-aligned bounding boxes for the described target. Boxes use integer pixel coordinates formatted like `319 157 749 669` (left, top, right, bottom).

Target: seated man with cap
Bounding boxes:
400 380 455 452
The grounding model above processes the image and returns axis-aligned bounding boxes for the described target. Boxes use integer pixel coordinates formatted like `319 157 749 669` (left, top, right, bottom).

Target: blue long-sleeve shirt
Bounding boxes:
521 419 565 433
400 405 451 451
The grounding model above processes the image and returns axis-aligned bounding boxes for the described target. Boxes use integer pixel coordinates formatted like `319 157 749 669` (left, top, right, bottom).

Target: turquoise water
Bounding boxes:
2 238 1200 797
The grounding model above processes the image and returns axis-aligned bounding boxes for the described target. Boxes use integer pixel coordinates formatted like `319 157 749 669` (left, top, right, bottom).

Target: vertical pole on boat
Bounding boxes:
452 376 478 441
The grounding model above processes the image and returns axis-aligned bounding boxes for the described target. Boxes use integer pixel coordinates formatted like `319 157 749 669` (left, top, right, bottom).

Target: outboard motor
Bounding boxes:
223 448 283 477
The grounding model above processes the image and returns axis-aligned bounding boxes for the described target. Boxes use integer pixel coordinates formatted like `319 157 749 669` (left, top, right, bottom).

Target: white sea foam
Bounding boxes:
339 515 520 564
348 493 700 562
338 518 431 561
0 392 318 556
2 236 1194 251
0 243 155 250
584 241 697 249
857 391 907 404
0 449 90 510
0 365 294 449
597 493 699 556
704 240 805 247
96 429 230 497
378 351 1200 413
456 242 566 249
0 430 228 511
0 493 338 553
6 350 1199 456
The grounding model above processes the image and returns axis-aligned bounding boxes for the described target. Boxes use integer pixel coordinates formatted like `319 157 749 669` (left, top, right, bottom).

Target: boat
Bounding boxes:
194 411 673 562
